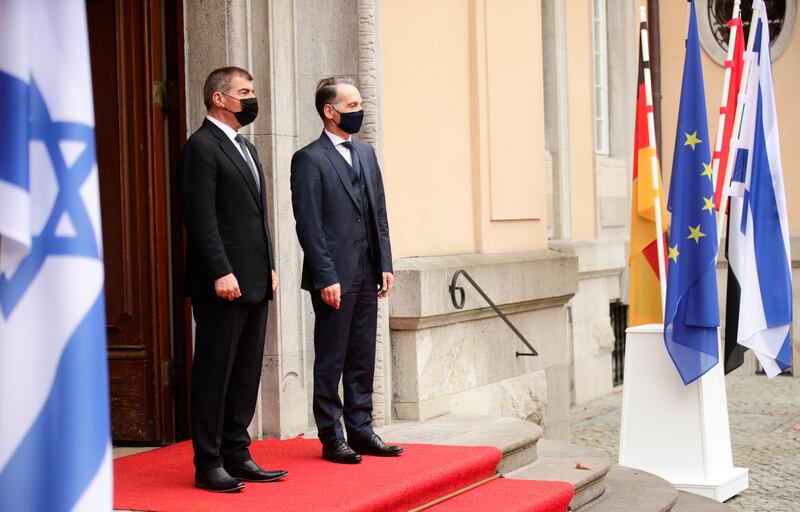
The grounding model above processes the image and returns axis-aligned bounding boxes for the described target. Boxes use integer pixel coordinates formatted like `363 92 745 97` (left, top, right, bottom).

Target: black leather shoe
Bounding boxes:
322 439 362 464
195 467 244 493
224 459 288 482
350 434 404 457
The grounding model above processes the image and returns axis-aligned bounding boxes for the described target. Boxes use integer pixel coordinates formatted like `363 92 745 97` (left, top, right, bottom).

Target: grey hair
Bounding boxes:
203 66 253 110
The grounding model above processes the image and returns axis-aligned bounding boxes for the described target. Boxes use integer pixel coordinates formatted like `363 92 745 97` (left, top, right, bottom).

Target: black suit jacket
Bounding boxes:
290 131 392 292
178 118 274 303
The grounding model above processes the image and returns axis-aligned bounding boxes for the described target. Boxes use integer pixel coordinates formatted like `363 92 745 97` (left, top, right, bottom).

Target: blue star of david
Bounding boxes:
0 77 99 318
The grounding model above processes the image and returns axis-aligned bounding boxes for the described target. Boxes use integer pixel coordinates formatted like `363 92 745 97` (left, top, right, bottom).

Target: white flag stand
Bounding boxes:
619 325 748 501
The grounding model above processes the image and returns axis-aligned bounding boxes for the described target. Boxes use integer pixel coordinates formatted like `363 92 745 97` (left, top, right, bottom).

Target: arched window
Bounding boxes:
697 0 797 64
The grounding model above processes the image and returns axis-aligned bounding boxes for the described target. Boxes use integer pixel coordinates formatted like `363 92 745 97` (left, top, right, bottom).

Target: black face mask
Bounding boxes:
223 93 259 126
332 106 364 134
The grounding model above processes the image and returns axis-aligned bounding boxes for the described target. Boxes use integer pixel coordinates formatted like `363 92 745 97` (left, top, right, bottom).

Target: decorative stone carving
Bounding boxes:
356 0 391 425
357 0 379 146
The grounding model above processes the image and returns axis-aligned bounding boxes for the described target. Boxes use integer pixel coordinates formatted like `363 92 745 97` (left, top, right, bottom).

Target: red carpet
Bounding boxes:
114 437 502 511
428 478 574 511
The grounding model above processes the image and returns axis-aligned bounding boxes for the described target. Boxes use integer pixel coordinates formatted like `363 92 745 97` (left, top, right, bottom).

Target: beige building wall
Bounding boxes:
657 2 800 235
565 0 597 241
380 1 476 258
380 0 548 259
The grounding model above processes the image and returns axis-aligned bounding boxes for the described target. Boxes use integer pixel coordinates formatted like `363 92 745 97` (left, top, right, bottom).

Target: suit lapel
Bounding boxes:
320 134 360 208
204 119 262 209
254 149 267 211
220 140 263 209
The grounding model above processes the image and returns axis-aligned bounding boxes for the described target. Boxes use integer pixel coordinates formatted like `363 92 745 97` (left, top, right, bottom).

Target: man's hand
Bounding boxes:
272 270 279 292
215 273 241 301
320 283 341 309
378 272 394 299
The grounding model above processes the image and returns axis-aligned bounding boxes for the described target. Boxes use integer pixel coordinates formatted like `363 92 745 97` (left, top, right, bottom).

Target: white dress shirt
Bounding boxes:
325 129 353 166
206 115 253 163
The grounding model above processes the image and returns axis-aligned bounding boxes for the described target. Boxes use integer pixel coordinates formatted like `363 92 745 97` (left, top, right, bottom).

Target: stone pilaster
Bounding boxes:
356 0 391 426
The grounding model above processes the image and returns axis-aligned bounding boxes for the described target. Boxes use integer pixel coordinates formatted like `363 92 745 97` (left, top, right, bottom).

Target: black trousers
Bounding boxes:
311 251 379 444
190 297 268 470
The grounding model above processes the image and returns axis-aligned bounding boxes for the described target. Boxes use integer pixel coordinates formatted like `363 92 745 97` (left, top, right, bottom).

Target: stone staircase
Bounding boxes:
376 414 736 511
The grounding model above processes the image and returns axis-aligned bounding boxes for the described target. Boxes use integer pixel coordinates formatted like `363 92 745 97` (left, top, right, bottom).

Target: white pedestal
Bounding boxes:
619 324 748 502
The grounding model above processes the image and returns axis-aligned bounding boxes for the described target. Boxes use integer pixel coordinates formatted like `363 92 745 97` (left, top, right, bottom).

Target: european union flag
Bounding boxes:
664 0 720 385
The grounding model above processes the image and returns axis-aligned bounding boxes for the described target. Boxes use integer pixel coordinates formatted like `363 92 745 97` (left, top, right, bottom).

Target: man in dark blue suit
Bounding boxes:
290 77 403 464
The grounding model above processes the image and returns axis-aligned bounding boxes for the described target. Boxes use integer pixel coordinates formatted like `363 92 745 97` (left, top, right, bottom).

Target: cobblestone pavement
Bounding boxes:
570 375 800 511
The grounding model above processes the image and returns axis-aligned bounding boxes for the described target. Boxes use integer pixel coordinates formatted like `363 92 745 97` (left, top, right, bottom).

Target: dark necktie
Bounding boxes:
234 134 261 193
340 140 361 179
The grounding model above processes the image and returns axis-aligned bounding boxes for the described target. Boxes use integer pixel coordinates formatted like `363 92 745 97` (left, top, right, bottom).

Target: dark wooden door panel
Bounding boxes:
87 0 176 443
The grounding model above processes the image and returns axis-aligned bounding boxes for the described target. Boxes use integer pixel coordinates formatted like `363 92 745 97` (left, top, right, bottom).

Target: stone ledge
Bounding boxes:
390 250 579 319
580 465 678 512
508 439 613 510
672 491 736 511
549 238 627 276
376 414 544 474
390 294 573 330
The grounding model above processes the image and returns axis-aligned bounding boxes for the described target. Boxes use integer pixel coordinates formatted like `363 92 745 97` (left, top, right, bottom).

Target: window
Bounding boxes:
708 0 787 50
698 0 797 64
591 0 610 155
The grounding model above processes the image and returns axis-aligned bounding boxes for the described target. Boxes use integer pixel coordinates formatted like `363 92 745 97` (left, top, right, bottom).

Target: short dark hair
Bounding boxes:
315 77 355 119
203 66 253 109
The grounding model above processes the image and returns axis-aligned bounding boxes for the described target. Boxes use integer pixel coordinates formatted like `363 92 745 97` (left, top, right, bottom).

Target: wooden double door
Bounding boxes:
86 0 190 444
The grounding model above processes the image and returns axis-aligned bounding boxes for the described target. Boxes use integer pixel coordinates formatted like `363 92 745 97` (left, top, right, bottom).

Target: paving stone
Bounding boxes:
570 375 800 511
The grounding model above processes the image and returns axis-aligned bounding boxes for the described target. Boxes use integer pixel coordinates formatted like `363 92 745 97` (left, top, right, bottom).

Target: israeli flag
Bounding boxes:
727 0 793 378
0 0 113 510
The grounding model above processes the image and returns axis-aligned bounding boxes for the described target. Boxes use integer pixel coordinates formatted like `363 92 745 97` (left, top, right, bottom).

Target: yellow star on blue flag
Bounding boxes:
684 131 702 150
664 0 720 386
669 244 680 263
701 162 713 181
687 224 706 243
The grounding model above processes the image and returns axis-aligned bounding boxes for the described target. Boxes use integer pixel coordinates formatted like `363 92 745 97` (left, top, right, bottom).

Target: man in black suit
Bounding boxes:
179 66 287 492
290 77 403 464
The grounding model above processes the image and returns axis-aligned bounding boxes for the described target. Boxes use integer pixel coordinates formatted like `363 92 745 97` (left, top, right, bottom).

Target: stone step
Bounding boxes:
579 465 678 512
671 491 736 512
507 439 613 511
376 414 544 473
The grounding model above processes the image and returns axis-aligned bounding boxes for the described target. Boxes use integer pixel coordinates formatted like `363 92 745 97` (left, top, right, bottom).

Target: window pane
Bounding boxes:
594 87 604 118
594 54 603 81
594 21 603 49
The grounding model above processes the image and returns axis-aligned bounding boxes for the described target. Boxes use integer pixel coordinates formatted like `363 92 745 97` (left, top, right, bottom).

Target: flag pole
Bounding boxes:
639 6 668 317
710 0 741 206
716 3 761 246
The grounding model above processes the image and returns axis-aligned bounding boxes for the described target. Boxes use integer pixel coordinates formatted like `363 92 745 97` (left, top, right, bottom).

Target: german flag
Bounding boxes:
628 20 669 327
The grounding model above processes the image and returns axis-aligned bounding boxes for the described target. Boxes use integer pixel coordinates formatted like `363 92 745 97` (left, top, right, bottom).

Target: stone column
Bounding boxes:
255 0 312 439
356 0 391 426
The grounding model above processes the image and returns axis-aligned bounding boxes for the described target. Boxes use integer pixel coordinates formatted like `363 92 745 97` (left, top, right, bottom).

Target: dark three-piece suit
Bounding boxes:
290 131 392 444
